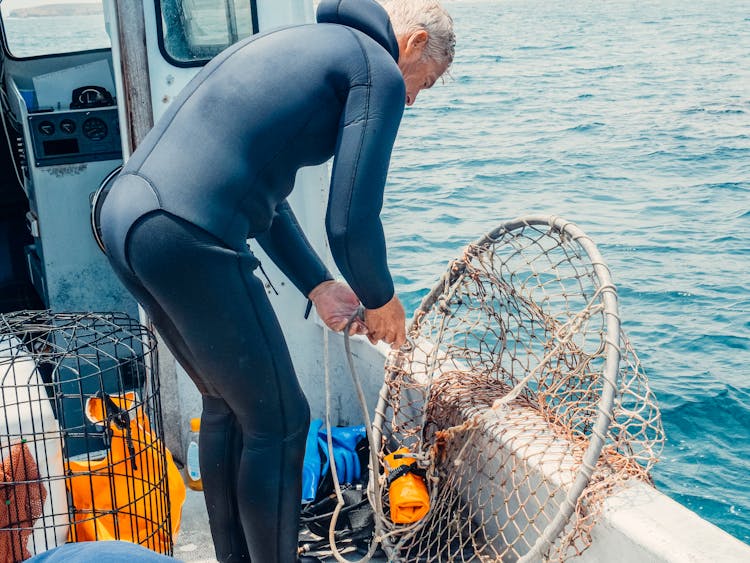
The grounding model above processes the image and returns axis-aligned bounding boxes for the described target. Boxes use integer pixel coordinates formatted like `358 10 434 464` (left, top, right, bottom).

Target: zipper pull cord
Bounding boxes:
257 263 279 296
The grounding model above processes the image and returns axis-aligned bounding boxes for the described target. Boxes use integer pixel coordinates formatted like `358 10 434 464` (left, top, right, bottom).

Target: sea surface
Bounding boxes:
385 0 749 544
5 0 749 545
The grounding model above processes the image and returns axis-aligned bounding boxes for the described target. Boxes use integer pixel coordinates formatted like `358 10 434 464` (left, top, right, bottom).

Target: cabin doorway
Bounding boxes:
0 113 41 313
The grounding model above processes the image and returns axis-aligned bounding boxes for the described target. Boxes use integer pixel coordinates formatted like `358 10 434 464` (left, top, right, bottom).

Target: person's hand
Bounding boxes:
308 280 367 335
364 295 406 348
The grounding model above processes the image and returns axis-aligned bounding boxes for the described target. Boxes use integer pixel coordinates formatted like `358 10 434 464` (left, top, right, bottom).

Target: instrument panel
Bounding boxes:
27 108 122 167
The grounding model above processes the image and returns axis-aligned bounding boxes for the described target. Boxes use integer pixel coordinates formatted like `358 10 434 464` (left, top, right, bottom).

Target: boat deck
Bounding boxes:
173 489 215 562
175 488 386 563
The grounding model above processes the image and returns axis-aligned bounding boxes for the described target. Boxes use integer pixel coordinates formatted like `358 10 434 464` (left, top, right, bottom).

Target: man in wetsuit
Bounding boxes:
99 0 454 561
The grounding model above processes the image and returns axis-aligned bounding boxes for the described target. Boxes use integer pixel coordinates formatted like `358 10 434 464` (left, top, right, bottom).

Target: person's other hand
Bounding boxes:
364 295 406 348
308 280 367 335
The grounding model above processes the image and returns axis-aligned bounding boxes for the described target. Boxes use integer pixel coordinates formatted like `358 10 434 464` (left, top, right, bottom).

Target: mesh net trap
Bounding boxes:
0 311 176 560
370 216 665 562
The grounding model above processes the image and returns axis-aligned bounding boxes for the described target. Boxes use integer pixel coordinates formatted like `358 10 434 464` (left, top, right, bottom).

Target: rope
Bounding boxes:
321 306 382 563
321 307 430 562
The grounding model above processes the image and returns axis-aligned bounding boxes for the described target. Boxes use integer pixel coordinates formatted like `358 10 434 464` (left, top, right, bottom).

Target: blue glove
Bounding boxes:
302 421 367 502
317 424 366 485
301 419 324 503
328 425 366 451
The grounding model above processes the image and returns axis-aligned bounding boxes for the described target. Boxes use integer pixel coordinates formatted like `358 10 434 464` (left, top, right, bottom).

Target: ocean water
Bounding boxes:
1 15 109 58
5 0 749 546
384 0 750 544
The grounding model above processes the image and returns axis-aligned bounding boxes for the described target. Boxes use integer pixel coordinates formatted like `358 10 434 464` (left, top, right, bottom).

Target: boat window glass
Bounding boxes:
158 0 256 65
0 0 109 58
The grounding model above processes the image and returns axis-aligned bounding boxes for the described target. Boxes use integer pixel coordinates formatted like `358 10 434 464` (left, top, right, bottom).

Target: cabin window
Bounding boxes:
0 0 110 58
158 0 258 65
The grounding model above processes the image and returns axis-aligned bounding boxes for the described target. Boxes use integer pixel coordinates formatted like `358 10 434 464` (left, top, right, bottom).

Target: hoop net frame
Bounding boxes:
371 216 664 562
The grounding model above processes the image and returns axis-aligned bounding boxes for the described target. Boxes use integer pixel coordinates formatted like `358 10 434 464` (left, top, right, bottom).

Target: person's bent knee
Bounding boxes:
248 402 310 447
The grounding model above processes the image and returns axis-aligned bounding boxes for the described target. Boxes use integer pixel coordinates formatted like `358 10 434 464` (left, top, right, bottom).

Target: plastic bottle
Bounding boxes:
186 417 203 491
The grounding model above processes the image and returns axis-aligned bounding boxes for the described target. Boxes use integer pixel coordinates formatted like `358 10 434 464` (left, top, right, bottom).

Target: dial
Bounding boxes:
82 117 108 141
60 119 76 134
38 121 54 135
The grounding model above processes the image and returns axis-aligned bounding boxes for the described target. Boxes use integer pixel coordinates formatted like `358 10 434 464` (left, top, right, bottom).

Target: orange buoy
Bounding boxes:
384 447 429 524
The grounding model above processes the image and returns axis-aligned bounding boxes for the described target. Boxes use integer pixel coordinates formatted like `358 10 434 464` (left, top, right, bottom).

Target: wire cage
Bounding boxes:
0 310 175 561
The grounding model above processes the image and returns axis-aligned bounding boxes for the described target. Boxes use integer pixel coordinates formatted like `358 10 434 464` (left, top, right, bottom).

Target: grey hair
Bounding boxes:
380 0 455 70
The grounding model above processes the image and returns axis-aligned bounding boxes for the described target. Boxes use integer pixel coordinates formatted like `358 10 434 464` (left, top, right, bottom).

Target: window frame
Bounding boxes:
155 0 259 68
0 1 111 61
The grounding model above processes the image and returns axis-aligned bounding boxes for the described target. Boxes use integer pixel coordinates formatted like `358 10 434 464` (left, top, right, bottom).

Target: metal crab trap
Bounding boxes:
0 310 178 561
371 216 664 562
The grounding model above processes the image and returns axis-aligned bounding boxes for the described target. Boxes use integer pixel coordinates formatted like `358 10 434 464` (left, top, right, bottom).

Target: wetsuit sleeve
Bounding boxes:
325 67 405 309
255 200 334 296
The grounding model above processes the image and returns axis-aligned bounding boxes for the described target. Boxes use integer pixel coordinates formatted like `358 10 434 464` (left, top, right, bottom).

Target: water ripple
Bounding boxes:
386 0 750 542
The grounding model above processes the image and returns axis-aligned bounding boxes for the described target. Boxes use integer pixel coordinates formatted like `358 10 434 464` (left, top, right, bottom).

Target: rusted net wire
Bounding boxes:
371 216 664 562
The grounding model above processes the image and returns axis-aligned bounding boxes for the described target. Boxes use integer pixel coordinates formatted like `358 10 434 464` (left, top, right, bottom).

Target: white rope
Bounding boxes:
321 308 383 562
321 324 350 562
323 309 434 562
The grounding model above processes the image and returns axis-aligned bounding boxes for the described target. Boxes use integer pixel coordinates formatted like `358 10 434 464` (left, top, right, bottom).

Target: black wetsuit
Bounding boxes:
98 1 404 562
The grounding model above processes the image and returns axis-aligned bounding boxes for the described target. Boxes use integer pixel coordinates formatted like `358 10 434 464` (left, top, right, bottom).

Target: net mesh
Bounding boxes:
372 217 664 562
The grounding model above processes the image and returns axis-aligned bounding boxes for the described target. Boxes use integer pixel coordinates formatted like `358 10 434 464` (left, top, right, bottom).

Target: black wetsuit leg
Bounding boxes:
199 397 252 562
104 215 249 559
111 211 310 563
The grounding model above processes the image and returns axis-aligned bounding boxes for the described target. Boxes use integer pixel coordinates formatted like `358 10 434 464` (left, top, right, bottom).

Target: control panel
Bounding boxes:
27 107 122 167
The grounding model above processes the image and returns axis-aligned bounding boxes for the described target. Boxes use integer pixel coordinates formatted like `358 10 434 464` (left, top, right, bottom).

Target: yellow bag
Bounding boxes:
384 447 430 524
65 392 186 552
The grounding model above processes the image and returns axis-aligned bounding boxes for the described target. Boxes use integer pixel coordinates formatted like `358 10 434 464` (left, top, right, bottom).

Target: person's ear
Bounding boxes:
405 30 429 59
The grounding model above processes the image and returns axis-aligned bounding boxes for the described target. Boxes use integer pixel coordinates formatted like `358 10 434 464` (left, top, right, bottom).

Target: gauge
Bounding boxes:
82 117 108 141
38 121 54 135
60 119 76 134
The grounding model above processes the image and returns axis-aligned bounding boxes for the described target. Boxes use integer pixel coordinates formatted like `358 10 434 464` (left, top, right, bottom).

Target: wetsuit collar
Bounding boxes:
316 0 400 63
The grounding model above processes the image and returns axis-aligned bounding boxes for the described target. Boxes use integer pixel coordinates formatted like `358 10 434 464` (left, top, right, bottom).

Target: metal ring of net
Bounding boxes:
371 216 663 562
